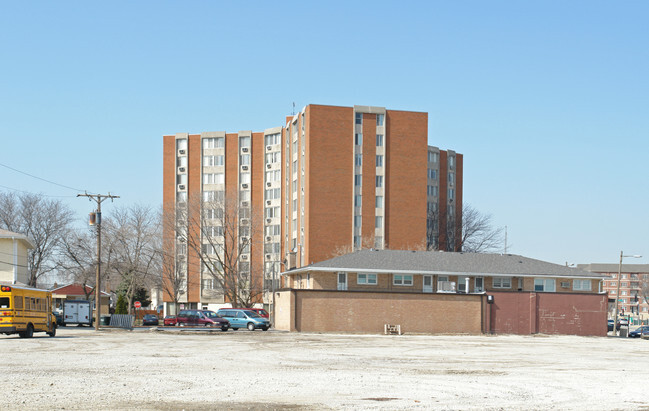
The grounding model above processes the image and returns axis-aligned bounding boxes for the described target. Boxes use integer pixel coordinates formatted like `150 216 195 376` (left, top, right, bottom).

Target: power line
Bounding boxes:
0 161 87 192
0 183 79 198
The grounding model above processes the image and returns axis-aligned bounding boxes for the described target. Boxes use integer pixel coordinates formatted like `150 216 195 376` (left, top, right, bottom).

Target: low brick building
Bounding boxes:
275 250 608 336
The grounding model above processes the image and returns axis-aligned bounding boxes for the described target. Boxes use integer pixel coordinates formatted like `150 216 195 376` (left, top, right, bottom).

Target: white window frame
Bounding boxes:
492 277 512 289
534 278 556 292
357 273 377 285
393 274 413 286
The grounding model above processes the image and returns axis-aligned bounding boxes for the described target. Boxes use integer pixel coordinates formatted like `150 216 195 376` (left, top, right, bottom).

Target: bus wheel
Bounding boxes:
47 323 56 337
19 324 34 338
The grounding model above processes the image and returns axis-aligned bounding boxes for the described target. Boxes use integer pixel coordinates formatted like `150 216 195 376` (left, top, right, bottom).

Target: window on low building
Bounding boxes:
393 275 413 286
573 279 592 291
492 277 512 289
534 278 556 292
357 273 377 285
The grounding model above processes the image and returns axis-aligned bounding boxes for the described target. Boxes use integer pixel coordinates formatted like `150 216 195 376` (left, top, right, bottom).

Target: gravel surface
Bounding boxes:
3 326 649 410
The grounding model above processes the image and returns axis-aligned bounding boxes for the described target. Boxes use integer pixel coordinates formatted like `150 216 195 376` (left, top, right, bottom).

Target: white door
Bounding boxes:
337 272 347 291
458 277 468 293
423 275 433 293
475 277 484 292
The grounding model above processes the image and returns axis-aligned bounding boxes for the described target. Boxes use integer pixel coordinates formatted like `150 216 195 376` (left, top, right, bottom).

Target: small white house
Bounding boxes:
0 228 35 285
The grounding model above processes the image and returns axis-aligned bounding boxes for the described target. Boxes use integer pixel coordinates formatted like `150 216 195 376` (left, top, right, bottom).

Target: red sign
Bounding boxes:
134 301 141 308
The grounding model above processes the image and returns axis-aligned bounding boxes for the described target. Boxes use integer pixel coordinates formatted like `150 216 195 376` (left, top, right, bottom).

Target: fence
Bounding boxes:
109 314 134 330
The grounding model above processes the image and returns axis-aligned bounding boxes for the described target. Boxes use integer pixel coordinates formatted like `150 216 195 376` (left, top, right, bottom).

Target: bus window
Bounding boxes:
0 297 9 308
14 296 23 309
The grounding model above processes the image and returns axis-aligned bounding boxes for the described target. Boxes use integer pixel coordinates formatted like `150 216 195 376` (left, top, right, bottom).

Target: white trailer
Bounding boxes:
63 300 93 326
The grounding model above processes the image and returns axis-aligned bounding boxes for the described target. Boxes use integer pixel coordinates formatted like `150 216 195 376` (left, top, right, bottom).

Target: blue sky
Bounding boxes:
1 1 647 266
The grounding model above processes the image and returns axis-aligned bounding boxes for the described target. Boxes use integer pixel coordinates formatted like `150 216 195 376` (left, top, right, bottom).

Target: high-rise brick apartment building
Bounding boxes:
162 104 463 312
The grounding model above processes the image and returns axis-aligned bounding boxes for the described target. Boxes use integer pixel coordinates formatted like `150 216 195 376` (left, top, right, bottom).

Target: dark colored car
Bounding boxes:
247 308 269 319
176 310 230 331
608 320 614 332
53 312 64 326
629 325 649 338
142 314 159 326
163 315 177 326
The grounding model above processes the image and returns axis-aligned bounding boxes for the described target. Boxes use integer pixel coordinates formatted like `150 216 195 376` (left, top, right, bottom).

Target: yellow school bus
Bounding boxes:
0 285 57 338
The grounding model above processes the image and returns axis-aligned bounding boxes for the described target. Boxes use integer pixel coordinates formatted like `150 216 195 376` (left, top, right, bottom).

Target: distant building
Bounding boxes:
162 104 463 313
50 284 111 316
277 250 608 336
579 263 649 321
0 228 34 285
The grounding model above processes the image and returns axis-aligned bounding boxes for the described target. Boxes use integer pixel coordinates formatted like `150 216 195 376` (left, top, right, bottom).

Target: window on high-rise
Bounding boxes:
202 137 224 149
355 154 362 167
355 112 362 125
354 175 362 187
376 134 384 146
428 151 439 162
355 133 362 146
376 114 384 126
177 139 187 150
354 216 362 227
448 188 454 200
240 154 250 165
239 136 251 147
354 195 362 207
376 175 383 188
375 196 383 208
448 156 455 168
375 216 382 228
428 169 437 179
376 155 383 168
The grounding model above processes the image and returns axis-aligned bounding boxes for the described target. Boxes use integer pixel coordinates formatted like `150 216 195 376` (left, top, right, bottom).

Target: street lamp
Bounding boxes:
613 251 642 335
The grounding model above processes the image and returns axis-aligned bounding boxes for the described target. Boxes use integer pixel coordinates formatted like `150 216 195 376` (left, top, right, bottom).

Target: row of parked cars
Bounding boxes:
152 308 271 331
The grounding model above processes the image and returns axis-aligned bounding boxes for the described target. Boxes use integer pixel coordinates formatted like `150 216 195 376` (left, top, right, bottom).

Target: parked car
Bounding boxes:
608 320 614 332
217 308 271 331
176 310 230 331
163 315 177 326
53 311 64 326
142 314 159 326
629 325 649 338
247 308 269 318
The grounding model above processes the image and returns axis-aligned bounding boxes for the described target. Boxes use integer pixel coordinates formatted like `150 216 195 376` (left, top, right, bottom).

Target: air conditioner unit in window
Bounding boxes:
241 165 249 171
178 184 186 190
242 184 249 189
178 167 186 173
242 147 249 153
266 236 272 242
266 145 272 151
266 218 272 224
241 254 248 260
265 254 272 260
266 200 272 206
178 149 186 155
241 218 249 225
241 201 249 207
266 182 272 187
266 164 272 169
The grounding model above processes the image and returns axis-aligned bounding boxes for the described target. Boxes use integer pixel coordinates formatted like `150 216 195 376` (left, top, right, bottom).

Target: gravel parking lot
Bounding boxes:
3 326 649 410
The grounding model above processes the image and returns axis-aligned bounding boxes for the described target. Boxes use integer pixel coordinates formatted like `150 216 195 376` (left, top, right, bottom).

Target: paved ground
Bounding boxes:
3 326 649 410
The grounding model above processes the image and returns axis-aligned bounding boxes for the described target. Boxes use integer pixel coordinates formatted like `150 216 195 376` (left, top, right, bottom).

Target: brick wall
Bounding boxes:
275 289 484 334
488 291 607 336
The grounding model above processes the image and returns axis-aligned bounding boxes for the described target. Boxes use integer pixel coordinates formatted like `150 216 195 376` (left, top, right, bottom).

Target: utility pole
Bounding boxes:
77 192 119 331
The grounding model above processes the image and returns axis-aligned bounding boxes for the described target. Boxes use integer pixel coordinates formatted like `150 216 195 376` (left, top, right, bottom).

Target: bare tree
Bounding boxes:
0 191 74 287
168 194 263 308
103 204 161 314
56 227 97 299
427 203 503 253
